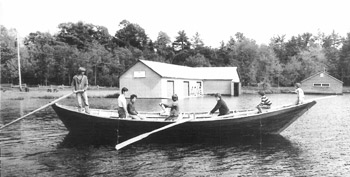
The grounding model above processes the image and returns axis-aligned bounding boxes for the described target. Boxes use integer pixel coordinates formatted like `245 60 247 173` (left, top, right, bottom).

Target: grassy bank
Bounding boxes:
1 88 119 100
241 86 295 94
1 86 349 100
242 86 350 94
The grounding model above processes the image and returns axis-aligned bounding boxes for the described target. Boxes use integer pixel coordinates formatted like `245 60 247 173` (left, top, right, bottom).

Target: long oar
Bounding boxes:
115 116 194 150
307 95 337 102
0 92 74 130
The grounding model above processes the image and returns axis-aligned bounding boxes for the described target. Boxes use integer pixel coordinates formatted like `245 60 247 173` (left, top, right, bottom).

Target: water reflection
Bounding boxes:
53 133 305 176
2 94 350 176
110 134 306 176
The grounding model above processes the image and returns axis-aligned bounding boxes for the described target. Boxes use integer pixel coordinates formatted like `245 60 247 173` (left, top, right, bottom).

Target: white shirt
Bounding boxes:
295 88 305 104
118 94 127 108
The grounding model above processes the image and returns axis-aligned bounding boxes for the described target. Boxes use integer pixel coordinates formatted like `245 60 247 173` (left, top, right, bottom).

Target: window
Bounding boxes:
313 83 330 87
134 71 145 78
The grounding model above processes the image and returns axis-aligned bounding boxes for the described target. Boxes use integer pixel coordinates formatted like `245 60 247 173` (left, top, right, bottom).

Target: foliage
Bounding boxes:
184 53 210 67
0 26 18 83
339 33 350 84
172 30 191 52
115 20 148 50
1 21 350 86
191 32 204 49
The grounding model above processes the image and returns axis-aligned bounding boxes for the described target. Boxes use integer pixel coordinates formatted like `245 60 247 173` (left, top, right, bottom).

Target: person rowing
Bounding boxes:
159 94 180 121
127 94 145 120
209 93 230 116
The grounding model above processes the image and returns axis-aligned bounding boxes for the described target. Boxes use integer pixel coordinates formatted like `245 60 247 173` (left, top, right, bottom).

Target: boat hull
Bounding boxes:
52 101 316 143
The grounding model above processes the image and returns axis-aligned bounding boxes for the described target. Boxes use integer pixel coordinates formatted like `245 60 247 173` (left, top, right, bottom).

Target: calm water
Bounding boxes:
1 94 350 176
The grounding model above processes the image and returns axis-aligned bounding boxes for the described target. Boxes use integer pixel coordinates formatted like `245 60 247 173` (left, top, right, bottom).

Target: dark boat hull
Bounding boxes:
52 101 316 143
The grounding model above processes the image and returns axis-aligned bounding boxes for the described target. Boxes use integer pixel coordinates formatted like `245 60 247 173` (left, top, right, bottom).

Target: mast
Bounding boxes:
17 32 22 91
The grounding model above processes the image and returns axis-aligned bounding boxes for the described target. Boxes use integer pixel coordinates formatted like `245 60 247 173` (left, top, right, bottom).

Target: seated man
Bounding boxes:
256 91 272 113
209 93 230 116
160 94 180 121
127 94 144 120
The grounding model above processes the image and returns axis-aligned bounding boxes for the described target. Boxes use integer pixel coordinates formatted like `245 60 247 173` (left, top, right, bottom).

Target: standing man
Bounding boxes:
71 67 90 114
118 87 129 118
294 83 305 105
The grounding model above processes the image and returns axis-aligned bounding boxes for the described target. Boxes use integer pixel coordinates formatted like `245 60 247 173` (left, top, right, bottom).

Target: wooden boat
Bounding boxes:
52 100 316 143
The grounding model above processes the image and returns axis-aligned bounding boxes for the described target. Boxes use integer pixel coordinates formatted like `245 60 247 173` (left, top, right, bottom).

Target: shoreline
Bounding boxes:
1 86 349 100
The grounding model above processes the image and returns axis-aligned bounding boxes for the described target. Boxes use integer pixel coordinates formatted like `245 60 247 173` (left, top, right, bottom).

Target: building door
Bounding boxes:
234 82 239 96
167 81 174 98
197 82 202 95
183 81 189 97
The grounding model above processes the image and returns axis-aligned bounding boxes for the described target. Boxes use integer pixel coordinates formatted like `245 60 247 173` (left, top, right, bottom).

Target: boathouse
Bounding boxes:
119 60 241 98
301 71 343 95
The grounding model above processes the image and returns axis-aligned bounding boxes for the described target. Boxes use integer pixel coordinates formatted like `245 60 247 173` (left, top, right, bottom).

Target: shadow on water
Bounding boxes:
141 134 302 157
55 133 304 176
58 133 117 148
58 132 301 156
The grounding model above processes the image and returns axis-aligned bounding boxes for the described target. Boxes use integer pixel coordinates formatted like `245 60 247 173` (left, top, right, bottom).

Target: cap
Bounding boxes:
78 67 86 72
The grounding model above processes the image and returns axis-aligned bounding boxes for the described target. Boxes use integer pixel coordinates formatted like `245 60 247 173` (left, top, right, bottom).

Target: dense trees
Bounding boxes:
1 21 349 87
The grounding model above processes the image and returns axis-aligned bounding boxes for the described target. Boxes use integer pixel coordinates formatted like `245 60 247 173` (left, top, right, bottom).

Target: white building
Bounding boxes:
119 60 241 98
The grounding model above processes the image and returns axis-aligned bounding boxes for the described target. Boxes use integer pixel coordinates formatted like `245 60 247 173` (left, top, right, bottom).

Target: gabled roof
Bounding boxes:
139 60 240 82
301 71 343 84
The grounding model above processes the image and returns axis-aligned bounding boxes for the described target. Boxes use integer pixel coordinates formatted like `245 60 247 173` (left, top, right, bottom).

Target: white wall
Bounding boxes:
203 80 232 95
161 78 202 99
119 62 162 98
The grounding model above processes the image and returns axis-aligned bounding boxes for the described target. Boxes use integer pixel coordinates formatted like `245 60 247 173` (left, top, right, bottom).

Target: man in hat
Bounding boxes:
71 67 90 114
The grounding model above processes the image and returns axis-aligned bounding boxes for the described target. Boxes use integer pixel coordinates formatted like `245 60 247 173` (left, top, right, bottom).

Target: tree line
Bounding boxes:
1 20 350 87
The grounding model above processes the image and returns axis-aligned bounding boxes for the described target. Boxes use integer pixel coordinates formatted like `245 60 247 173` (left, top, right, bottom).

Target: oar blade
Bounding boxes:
115 133 150 150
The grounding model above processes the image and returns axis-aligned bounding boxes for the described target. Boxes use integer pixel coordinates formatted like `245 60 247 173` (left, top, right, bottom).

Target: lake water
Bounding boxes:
1 94 350 176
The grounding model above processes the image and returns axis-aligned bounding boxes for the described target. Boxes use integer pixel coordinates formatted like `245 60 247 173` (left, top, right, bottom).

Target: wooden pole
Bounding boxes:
0 92 74 130
17 32 22 91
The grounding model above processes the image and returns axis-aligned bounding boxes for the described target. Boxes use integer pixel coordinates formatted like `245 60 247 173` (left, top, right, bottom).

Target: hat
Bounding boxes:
78 67 86 72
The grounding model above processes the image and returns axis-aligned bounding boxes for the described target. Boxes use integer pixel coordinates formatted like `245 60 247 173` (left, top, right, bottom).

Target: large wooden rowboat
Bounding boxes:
52 100 316 143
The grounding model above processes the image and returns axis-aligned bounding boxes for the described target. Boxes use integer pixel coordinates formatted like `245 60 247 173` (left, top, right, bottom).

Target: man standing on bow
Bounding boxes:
71 67 90 114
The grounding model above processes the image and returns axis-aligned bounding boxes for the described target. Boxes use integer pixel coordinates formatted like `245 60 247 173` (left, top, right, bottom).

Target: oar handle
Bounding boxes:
115 117 194 150
0 92 74 130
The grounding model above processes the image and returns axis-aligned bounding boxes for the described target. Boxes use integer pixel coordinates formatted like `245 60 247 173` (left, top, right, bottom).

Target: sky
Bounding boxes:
1 0 350 48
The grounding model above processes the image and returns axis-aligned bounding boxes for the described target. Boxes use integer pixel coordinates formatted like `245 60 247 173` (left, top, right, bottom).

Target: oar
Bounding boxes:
159 103 167 114
0 92 75 130
115 116 194 150
306 95 337 102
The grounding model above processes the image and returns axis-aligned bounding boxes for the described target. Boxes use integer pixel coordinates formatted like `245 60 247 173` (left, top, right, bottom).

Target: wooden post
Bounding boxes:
17 32 22 91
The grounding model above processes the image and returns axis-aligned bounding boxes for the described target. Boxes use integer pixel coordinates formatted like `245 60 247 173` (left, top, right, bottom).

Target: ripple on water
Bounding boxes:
1 94 350 176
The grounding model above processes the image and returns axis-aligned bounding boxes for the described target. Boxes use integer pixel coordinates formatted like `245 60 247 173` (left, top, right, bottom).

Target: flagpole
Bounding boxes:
17 31 22 91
